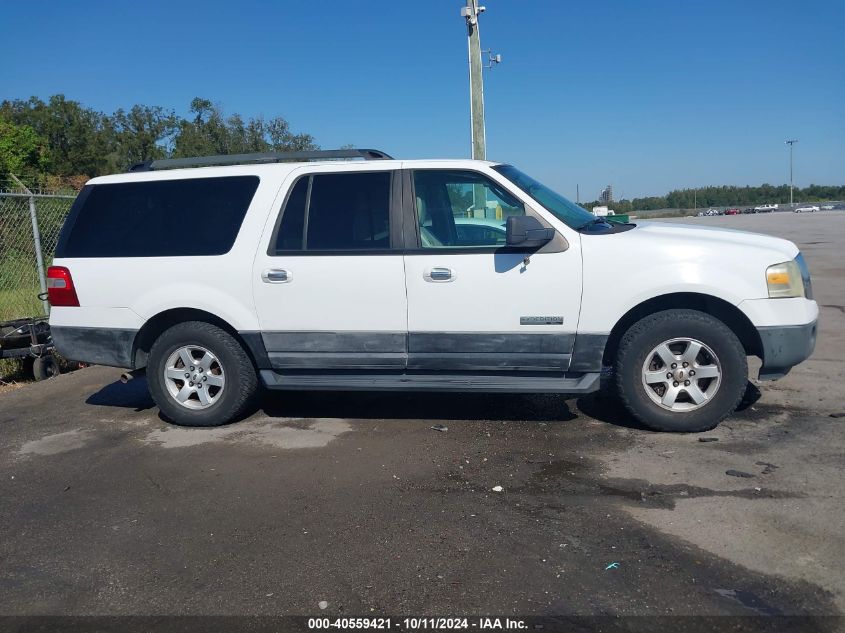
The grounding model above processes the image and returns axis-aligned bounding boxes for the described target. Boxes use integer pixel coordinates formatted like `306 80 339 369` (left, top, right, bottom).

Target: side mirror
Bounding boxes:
506 215 555 248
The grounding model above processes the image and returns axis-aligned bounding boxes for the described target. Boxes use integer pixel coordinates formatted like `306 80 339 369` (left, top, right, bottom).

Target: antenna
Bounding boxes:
483 49 503 70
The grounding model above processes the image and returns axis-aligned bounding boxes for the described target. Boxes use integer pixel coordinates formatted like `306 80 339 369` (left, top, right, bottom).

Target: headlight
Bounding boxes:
766 259 805 298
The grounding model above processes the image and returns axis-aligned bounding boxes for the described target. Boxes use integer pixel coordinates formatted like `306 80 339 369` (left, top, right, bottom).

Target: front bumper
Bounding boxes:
756 320 818 380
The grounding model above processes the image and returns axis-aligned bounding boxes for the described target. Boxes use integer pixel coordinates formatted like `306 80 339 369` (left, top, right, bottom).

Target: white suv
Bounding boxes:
47 149 818 432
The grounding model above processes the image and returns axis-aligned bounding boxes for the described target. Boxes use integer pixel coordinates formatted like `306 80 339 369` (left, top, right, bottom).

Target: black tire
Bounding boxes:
147 321 259 427
615 309 747 432
32 355 60 381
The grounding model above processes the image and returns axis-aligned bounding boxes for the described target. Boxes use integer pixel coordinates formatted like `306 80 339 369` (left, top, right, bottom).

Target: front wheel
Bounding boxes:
147 321 259 426
615 309 747 432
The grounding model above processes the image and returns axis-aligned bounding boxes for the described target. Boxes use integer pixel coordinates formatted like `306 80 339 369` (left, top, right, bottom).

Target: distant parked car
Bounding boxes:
794 205 819 213
820 205 834 211
725 208 740 216
742 208 757 214
754 204 778 213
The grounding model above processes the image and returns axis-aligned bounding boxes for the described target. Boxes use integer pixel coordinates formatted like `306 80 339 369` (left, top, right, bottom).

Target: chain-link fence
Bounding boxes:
0 190 76 322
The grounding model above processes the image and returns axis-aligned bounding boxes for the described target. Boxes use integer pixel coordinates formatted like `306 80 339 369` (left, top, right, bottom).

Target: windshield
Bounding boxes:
492 164 597 229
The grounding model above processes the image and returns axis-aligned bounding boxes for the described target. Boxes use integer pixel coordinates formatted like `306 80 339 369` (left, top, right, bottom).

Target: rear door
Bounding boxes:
402 168 582 372
252 166 407 371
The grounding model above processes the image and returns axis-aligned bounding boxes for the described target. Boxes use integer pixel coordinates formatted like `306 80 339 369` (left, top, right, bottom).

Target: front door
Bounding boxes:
252 167 407 371
402 168 582 372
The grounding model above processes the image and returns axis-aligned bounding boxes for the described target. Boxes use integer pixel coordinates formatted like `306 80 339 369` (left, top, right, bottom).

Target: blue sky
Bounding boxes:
2 0 843 199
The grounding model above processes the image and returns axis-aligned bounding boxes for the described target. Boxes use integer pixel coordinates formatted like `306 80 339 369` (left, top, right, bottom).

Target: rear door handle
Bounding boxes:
424 267 455 283
262 268 292 283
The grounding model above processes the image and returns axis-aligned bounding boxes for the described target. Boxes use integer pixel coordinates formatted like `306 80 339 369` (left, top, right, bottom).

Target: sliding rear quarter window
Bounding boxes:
56 176 260 257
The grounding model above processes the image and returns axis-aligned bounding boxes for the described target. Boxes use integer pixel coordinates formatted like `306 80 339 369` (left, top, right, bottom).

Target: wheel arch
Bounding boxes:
602 292 762 367
132 308 265 370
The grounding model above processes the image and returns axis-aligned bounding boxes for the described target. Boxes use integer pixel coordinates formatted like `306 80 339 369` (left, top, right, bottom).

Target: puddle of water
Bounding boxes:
143 417 352 449
18 429 96 456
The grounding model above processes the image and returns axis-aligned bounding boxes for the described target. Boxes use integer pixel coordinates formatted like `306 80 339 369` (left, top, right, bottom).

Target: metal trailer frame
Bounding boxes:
0 317 59 380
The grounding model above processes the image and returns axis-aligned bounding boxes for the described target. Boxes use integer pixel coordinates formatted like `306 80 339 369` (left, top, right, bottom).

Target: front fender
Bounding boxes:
578 266 762 335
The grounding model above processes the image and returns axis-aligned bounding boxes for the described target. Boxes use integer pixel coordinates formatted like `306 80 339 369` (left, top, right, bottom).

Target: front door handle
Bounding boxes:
262 268 292 283
424 267 455 283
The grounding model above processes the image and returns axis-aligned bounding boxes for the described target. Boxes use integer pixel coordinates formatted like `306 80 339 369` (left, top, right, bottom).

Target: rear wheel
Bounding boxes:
615 309 747 432
147 321 258 426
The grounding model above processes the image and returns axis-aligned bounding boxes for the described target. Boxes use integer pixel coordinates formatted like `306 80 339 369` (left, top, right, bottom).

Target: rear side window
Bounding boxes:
271 171 391 253
58 176 259 257
276 177 308 251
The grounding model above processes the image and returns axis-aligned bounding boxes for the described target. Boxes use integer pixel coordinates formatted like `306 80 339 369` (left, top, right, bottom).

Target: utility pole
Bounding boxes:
786 139 798 205
462 0 486 160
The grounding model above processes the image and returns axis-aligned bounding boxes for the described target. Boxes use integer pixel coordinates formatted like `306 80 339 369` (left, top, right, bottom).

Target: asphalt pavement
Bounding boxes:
0 211 843 631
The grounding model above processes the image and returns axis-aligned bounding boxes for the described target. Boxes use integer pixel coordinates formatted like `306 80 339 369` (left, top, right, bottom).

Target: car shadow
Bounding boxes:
574 391 651 431
737 381 762 411
575 380 763 431
85 376 156 412
84 376 762 429
259 390 579 423
85 377 581 425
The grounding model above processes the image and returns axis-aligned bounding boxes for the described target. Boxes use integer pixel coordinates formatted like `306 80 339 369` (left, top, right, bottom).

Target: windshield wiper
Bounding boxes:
577 217 610 230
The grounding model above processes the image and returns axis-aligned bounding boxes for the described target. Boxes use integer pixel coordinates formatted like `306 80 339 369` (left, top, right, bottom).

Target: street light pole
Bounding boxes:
462 0 486 161
786 139 798 205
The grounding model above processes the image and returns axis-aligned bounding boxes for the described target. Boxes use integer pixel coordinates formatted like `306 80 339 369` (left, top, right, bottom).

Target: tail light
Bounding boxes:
46 266 80 307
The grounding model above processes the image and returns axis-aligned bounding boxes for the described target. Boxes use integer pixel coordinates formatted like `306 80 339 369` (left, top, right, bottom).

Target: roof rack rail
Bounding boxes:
128 148 393 172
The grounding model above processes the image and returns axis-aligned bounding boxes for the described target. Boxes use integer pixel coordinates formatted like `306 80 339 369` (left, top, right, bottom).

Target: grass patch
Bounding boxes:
0 287 46 321
0 357 27 384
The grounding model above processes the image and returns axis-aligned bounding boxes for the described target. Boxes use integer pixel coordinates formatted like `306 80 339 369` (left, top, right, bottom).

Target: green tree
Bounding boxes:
110 105 179 170
172 97 317 157
172 98 236 157
0 95 113 177
266 115 316 152
0 120 48 178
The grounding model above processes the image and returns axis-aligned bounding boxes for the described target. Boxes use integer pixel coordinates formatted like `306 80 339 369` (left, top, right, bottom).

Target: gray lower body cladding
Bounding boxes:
256 330 599 394
259 331 579 372
48 326 605 393
50 320 818 389
757 320 818 380
568 333 610 372
260 331 407 370
51 326 137 368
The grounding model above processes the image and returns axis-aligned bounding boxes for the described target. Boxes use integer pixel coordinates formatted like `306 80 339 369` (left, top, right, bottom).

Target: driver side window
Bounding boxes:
413 170 525 248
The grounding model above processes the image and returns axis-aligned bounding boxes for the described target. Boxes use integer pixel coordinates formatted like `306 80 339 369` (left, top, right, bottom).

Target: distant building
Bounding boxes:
600 185 613 204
